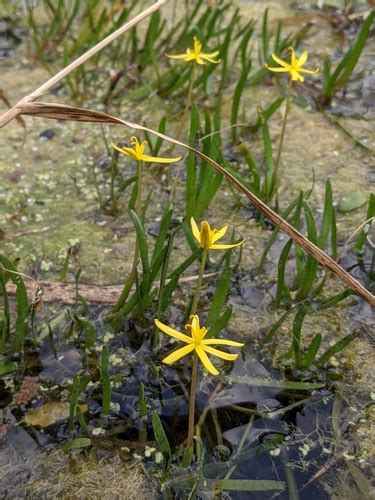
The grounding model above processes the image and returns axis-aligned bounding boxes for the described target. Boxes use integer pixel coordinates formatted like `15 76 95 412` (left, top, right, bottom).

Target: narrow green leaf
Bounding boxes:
275 239 293 307
260 309 291 347
0 256 29 353
303 333 322 369
318 334 354 366
204 479 285 492
151 206 173 266
292 305 309 370
101 345 111 416
207 305 233 339
231 60 251 141
139 383 147 418
258 197 299 273
69 375 81 431
76 405 88 435
129 209 150 278
319 289 352 309
319 180 333 250
206 262 232 327
186 103 200 220
261 8 269 61
151 410 171 477
354 194 374 253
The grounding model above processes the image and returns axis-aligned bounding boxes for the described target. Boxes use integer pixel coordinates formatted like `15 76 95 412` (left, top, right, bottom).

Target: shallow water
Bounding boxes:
0 1 374 498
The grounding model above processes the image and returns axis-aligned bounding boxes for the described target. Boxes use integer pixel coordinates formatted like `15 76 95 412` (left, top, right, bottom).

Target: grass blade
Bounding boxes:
292 305 308 370
318 334 354 366
101 345 111 416
303 333 322 369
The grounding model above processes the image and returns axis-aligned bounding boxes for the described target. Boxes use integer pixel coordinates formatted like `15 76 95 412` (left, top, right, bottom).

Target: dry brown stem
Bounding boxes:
11 100 375 308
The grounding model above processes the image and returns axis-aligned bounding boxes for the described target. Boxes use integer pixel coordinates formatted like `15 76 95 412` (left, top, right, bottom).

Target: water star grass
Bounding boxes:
155 315 244 376
109 137 181 318
191 217 244 250
166 36 220 65
112 136 182 163
266 47 319 82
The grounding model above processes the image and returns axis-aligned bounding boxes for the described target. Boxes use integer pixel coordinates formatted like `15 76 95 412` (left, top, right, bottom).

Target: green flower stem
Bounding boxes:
273 79 292 194
186 353 198 450
110 161 143 314
190 248 207 316
169 63 196 201
186 248 207 451
177 63 196 140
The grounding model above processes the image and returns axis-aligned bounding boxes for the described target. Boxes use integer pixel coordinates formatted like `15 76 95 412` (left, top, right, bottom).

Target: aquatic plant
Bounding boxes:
166 36 220 66
110 136 181 315
155 314 243 450
320 11 374 106
265 47 319 195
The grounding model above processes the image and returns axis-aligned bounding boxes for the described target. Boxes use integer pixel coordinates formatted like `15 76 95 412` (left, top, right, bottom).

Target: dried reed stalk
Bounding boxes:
14 101 375 307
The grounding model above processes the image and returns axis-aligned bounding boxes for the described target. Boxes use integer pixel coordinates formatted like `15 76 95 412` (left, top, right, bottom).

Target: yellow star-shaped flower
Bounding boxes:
155 315 244 375
265 47 319 82
191 217 244 251
112 136 182 163
166 36 220 65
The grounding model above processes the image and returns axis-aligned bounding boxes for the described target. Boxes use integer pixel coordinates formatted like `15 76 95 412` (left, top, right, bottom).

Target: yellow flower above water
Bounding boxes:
265 47 319 82
112 136 182 163
167 36 220 65
155 315 244 375
191 217 244 251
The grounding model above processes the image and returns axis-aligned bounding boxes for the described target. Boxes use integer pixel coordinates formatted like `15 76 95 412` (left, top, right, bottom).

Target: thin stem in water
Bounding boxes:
185 248 207 451
273 79 292 193
110 161 143 315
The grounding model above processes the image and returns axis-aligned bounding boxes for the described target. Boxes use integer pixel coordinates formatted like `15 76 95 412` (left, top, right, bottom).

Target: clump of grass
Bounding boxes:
320 11 374 107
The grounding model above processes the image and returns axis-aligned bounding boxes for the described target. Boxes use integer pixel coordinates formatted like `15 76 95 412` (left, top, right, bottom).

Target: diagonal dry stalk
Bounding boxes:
10 100 375 308
0 0 169 129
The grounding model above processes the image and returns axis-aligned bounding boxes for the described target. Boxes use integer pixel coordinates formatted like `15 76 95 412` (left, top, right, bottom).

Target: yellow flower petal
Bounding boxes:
265 65 290 73
162 343 195 365
299 67 319 74
201 339 244 347
190 217 201 244
202 345 239 361
195 345 219 375
289 46 297 66
196 57 206 65
112 144 139 161
166 53 191 60
211 225 228 243
271 53 290 68
297 50 308 67
210 239 244 250
200 54 221 64
141 154 182 164
202 50 220 58
200 221 212 249
154 319 193 344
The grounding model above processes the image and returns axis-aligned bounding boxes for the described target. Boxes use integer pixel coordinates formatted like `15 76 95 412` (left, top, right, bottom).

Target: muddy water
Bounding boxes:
0 1 374 498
